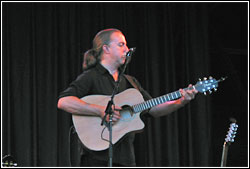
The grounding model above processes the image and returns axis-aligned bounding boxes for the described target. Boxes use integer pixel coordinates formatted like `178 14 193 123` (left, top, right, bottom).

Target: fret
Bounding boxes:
145 101 149 109
134 105 138 112
172 92 175 98
141 103 145 111
158 97 162 104
149 100 153 107
133 106 136 112
153 100 156 106
167 94 170 101
133 106 137 113
136 105 139 112
139 104 143 111
162 96 166 102
170 93 173 99
159 97 163 104
147 102 150 109
137 105 140 111
174 92 177 99
132 105 137 113
152 99 156 106
157 97 161 104
178 91 181 97
155 98 158 105
138 104 141 111
157 98 161 104
138 104 142 111
165 95 168 101
154 99 158 105
137 105 141 111
171 93 174 100
140 103 144 110
175 92 178 98
155 98 159 105
163 95 167 102
159 96 163 103
136 104 140 112
148 101 152 108
152 99 157 107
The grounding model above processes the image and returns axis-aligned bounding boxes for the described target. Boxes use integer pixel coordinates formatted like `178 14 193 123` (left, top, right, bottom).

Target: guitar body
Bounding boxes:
72 88 145 151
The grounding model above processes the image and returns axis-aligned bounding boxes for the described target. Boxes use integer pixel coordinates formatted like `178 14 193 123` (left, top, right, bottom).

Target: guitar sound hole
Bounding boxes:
120 106 135 122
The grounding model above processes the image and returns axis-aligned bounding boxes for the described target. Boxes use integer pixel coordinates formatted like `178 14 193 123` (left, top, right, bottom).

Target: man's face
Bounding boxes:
108 32 129 65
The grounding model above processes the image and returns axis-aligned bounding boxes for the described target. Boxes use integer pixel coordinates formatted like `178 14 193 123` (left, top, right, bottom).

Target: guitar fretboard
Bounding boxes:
132 86 195 113
132 90 180 113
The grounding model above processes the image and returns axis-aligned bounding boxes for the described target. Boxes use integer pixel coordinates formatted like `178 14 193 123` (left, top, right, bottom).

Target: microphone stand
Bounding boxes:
101 48 135 167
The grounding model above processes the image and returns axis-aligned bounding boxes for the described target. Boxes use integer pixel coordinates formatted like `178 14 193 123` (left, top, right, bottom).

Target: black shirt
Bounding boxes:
59 63 152 166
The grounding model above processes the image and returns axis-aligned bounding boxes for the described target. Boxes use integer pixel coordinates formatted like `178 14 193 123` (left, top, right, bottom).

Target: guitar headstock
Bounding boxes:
194 76 227 95
224 118 238 145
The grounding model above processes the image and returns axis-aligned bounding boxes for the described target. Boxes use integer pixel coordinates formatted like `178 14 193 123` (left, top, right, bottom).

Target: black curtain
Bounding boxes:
2 2 248 167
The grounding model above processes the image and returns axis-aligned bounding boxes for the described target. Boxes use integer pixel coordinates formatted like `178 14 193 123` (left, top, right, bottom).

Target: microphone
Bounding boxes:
126 47 136 58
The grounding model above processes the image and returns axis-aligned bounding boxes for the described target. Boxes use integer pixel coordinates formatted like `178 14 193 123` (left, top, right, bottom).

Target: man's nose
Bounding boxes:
125 46 129 52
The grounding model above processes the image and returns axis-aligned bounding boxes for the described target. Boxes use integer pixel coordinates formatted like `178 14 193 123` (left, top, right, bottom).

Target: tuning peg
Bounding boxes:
203 92 207 95
203 77 207 80
214 88 217 92
198 78 202 81
209 76 213 79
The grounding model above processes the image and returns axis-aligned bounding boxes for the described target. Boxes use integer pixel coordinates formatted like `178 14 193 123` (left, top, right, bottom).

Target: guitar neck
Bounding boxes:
220 142 230 167
132 86 194 113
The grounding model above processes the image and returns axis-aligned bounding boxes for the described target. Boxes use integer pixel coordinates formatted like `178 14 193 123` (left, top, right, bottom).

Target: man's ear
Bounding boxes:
102 45 110 54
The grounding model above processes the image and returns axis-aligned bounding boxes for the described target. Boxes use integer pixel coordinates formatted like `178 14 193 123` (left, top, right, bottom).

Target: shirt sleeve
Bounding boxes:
58 71 93 99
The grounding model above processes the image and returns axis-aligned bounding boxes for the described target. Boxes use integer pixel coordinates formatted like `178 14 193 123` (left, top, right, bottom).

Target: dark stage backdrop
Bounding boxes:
2 2 248 167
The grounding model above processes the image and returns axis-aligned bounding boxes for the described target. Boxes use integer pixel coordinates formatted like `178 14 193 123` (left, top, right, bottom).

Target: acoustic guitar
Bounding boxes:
73 77 226 151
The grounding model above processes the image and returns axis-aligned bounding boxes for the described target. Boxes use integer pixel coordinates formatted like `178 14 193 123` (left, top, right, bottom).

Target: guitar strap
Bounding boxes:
124 75 153 116
124 74 140 91
124 74 153 101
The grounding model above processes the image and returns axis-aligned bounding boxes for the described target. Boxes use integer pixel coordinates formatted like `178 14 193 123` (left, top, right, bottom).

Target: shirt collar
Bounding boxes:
96 63 124 76
96 63 110 75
